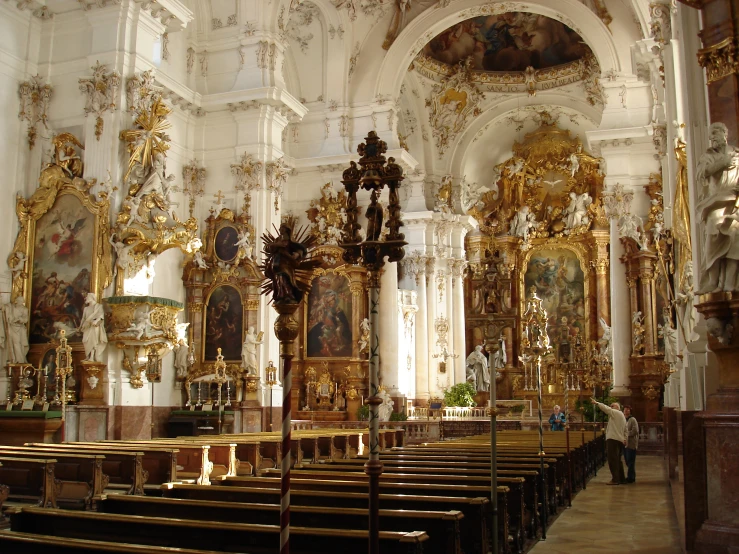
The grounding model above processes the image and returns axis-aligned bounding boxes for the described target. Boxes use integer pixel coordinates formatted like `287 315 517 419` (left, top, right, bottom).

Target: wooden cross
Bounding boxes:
214 190 225 205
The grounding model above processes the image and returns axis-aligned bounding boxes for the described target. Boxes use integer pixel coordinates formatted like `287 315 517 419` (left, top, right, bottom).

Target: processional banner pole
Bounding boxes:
261 223 319 554
338 131 406 554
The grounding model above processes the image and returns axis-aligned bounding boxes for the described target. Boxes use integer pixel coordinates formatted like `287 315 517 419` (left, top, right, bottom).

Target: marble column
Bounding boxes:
414 269 429 402
610 219 632 395
639 267 656 355
379 262 399 393
451 259 467 385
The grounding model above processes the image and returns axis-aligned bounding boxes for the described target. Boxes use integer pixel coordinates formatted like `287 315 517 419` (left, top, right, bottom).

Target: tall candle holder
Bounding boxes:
521 287 552 539
213 348 228 434
265 361 278 432
55 329 74 441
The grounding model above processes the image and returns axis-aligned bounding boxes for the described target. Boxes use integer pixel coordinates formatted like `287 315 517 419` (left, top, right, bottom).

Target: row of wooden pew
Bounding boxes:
0 427 605 553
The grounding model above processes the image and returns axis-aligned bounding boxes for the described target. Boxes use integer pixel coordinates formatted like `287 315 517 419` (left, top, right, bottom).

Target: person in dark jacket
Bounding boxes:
549 404 566 431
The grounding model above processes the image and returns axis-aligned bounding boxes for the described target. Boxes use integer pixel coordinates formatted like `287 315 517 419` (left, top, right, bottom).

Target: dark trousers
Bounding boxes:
624 448 637 482
606 439 625 483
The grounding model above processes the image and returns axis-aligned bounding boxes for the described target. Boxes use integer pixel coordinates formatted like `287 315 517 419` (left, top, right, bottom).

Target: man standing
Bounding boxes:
623 405 639 483
592 398 627 485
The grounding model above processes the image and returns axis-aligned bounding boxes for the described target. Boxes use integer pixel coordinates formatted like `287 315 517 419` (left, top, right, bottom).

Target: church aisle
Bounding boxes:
528 456 682 554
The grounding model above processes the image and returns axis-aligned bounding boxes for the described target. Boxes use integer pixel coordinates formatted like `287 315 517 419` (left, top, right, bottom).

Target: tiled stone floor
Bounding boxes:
528 455 683 554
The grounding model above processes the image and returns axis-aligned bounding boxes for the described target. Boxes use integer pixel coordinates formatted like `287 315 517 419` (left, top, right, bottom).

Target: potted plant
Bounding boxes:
509 404 526 418
443 382 477 408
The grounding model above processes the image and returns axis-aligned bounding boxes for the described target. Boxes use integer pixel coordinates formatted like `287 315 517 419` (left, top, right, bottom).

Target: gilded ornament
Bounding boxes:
697 37 736 85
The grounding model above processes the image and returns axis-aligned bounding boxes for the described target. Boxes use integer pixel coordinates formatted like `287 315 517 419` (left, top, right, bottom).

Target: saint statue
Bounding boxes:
241 326 263 375
660 313 679 367
358 318 370 354
173 339 190 379
696 122 739 292
491 338 506 371
79 293 107 362
675 261 698 342
563 192 593 230
598 317 613 361
377 388 394 421
509 205 537 242
465 345 489 393
2 297 29 364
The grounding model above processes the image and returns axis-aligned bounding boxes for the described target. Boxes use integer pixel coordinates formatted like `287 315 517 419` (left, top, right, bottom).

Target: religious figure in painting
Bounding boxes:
696 122 739 293
205 286 243 360
79 293 107 362
30 194 92 344
307 275 353 358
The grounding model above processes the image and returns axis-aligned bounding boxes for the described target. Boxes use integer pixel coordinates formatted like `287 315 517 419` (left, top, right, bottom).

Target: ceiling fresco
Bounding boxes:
422 12 591 73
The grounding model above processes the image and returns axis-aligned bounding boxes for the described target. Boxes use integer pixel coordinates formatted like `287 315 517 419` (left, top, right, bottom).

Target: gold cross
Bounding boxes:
214 190 225 204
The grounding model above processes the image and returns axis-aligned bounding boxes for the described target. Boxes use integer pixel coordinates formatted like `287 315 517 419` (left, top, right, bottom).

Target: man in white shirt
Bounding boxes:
592 398 627 485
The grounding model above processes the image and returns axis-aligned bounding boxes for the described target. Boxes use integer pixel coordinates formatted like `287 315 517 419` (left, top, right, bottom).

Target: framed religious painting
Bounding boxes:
8 134 112 350
305 270 353 359
521 245 589 349
202 284 244 362
213 225 240 263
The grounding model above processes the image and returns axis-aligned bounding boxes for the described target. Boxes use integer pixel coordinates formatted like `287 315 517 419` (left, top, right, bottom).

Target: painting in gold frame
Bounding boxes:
214 225 240 263
521 244 589 350
202 284 243 362
8 150 112 351
305 271 353 359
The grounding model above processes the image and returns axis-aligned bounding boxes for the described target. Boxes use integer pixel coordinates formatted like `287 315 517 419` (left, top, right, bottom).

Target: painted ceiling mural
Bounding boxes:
423 12 590 73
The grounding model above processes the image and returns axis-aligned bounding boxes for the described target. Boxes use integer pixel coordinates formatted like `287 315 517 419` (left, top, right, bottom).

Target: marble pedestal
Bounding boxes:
693 293 739 553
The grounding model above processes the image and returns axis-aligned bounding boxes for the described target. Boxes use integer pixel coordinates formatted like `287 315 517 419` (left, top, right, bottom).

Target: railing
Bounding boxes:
408 400 533 420
290 419 440 444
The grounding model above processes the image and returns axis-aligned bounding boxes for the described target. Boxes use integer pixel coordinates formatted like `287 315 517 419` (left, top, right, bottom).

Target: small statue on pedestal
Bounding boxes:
241 327 263 375
2 297 29 364
465 345 490 392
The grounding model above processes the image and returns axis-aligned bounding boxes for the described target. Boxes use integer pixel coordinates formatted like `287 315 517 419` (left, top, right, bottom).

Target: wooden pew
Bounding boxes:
25 444 148 495
0 530 229 554
0 447 107 508
164 483 490 554
10 507 429 554
100 494 462 554
0 457 57 508
219 475 516 553
0 461 8 517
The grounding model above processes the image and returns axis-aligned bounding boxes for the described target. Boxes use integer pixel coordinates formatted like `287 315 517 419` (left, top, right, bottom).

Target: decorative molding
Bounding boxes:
18 74 52 149
186 47 194 75
161 32 170 61
265 158 291 214
182 160 206 218
78 61 121 140
199 50 208 77
231 153 264 194
126 69 161 113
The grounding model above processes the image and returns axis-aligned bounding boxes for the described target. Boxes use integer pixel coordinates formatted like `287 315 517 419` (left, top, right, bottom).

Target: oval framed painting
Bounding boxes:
214 226 239 263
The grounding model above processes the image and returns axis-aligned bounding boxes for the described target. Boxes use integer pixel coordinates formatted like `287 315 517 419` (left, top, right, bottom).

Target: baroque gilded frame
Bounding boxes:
8 161 112 357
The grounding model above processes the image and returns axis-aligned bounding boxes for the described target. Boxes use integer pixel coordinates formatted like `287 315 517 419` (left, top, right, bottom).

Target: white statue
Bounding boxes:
660 313 679 366
9 252 26 279
509 206 537 242
564 192 592 230
465 345 489 393
123 195 142 225
675 261 698 342
461 178 490 212
193 250 209 269
79 293 107 362
358 318 370 354
235 229 253 259
377 388 394 421
2 297 29 364
109 233 134 276
598 317 613 361
491 339 506 370
696 122 739 292
618 214 643 245
569 152 580 178
173 339 190 379
124 310 151 340
632 311 645 354
241 326 263 374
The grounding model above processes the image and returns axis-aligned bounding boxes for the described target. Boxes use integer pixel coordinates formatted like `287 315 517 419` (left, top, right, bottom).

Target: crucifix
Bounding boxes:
214 190 225 205
515 165 537 206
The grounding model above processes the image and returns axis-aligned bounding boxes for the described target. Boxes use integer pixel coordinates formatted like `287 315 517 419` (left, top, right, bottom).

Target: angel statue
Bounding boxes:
569 152 580 178
193 250 209 269
358 318 370 354
261 222 321 305
52 133 85 179
235 229 253 259
377 388 395 421
598 317 613 361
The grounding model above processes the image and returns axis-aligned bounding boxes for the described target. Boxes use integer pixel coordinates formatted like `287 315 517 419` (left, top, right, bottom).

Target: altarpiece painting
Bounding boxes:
306 272 353 358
